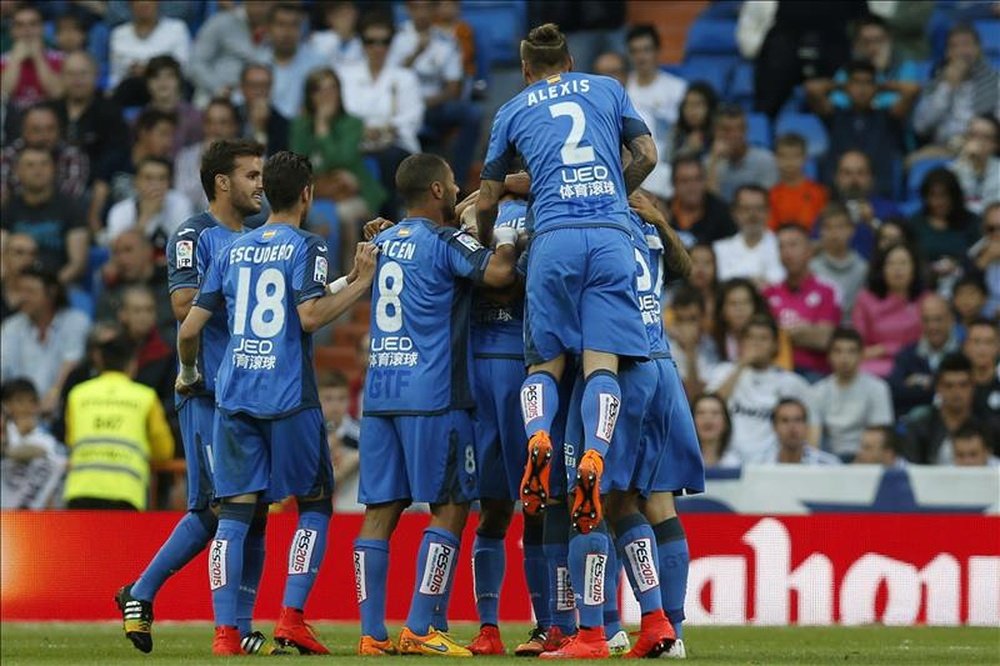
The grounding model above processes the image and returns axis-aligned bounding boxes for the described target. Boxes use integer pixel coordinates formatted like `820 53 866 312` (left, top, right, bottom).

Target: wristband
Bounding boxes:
493 227 518 248
327 276 349 295
179 364 199 385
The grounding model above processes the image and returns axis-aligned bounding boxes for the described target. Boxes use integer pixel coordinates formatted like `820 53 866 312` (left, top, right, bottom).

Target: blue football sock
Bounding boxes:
431 533 461 632
603 543 622 637
132 508 215 602
521 371 559 438
580 370 621 458
282 499 331 611
615 514 663 615
473 531 505 627
211 503 255 628
653 517 689 639
406 527 460 635
523 518 551 628
543 503 576 635
354 538 390 641
568 528 609 629
237 510 267 637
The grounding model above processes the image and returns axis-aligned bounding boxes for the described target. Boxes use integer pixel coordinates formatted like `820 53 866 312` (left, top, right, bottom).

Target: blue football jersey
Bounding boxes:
167 213 241 399
471 199 527 359
630 211 669 358
482 72 650 235
365 218 492 415
195 223 328 419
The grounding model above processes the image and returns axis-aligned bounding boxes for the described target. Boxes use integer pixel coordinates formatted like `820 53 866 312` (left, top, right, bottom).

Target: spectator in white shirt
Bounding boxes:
809 327 895 459
947 114 1000 215
174 99 240 211
310 1 364 69
105 157 191 254
188 0 272 106
626 24 686 200
257 3 325 121
765 398 842 465
707 314 810 463
109 0 191 103
390 0 480 192
338 14 425 211
713 185 785 287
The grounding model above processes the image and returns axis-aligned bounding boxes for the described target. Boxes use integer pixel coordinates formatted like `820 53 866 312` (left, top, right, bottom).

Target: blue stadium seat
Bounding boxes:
679 55 736 97
899 199 923 218
460 1 527 74
69 287 94 319
746 113 771 148
684 18 739 57
310 198 341 276
974 20 1000 57
804 157 819 181
702 1 744 20
727 60 754 106
910 59 934 84
774 112 828 158
88 22 111 91
906 157 950 200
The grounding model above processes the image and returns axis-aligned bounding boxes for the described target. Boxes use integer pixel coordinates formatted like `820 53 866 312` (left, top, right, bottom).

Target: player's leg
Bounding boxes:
356 415 410 655
643 492 690 659
603 545 630 655
235 501 282 655
270 408 334 655
209 411 269 656
470 498 513 653
117 397 217 653
397 411 477 657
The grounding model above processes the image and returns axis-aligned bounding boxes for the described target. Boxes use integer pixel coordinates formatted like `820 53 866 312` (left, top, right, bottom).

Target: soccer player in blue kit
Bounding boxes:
476 23 666 659
175 151 377 656
352 154 519 657
115 139 274 654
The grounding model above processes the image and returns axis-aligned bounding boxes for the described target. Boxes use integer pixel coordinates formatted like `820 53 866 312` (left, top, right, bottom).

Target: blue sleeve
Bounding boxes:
292 234 329 304
166 220 202 292
193 251 224 311
617 81 651 142
441 228 492 281
481 105 515 182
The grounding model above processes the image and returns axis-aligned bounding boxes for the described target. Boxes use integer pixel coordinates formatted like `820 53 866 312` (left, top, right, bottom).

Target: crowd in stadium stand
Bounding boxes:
0 0 998 509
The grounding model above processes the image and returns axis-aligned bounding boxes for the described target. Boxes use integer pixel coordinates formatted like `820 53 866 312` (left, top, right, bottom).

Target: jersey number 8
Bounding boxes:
375 261 404 332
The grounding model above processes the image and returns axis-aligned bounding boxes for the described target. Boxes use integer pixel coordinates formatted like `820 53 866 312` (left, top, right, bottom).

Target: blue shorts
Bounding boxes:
640 358 706 496
178 395 215 511
213 407 333 501
524 228 649 366
358 409 477 505
561 362 657 495
472 357 527 501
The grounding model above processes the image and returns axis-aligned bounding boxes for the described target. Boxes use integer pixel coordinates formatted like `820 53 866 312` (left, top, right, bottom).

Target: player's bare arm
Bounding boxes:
476 178 506 247
298 243 378 333
362 217 395 241
629 192 692 279
170 288 197 322
481 243 518 289
176 305 213 393
623 134 657 195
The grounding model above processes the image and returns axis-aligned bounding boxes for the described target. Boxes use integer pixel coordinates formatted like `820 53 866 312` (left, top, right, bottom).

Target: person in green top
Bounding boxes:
908 167 981 287
291 67 387 272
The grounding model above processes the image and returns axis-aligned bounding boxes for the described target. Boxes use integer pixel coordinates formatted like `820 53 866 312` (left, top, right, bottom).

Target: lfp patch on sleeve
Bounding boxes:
175 240 194 268
314 256 328 284
453 230 483 252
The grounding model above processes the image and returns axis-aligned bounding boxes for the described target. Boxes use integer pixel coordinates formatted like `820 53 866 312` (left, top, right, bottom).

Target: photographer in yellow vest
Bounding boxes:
63 332 175 510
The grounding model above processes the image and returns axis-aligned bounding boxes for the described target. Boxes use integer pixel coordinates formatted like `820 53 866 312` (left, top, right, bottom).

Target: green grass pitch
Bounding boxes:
2 622 998 665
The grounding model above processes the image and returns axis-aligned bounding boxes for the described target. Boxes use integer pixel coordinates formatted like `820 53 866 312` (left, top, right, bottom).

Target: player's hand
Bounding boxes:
628 191 660 223
175 373 202 396
362 216 394 240
354 242 378 285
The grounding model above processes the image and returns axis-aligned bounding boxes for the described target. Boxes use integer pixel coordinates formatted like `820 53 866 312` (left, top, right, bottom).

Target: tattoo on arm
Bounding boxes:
624 135 657 194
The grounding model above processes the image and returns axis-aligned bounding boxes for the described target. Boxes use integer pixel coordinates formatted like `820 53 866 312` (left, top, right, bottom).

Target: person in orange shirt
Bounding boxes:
769 133 828 232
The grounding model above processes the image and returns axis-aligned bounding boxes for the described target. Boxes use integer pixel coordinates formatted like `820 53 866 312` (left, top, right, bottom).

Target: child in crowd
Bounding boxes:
769 133 827 232
318 369 360 486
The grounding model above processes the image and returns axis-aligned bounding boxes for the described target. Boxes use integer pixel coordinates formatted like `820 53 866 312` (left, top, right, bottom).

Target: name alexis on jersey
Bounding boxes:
526 77 590 107
230 243 295 264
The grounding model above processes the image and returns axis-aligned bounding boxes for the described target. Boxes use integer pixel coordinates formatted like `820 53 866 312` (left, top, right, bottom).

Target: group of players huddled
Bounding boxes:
113 23 704 659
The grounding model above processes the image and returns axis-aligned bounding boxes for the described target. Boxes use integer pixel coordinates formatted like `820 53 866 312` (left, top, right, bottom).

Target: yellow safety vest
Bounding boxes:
63 371 175 510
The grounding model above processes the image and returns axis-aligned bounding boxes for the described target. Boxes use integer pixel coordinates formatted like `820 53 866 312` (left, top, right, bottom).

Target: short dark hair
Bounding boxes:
136 155 173 183
743 312 778 340
775 222 810 238
520 23 570 73
716 103 746 123
263 150 313 211
97 334 136 373
205 97 239 124
15 144 54 166
12 3 42 22
772 397 808 423
241 62 272 84
269 1 305 22
952 422 988 448
20 265 67 310
395 153 451 207
732 184 769 207
829 326 863 352
358 12 395 40
864 425 900 454
22 102 61 129
854 14 889 35
936 352 973 384
1 378 39 403
144 54 181 82
775 132 807 153
318 369 349 389
626 24 661 50
200 138 265 201
954 272 987 296
948 23 981 46
671 284 705 312
671 153 704 181
135 108 177 136
966 317 998 337
817 202 851 228
846 59 877 78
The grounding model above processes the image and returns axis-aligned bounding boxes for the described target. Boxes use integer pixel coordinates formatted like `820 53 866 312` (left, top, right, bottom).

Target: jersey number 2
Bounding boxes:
549 102 595 165
233 267 286 338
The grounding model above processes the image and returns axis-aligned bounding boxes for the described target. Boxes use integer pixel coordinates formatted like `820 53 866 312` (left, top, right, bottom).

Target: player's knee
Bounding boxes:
643 492 677 525
193 506 218 533
297 495 333 516
430 501 470 536
361 500 407 539
604 490 641 524
477 499 514 537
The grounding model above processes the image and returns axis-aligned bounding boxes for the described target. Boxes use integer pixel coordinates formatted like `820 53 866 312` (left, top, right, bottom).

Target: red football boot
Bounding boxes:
467 625 506 655
539 627 609 660
625 609 676 658
212 626 242 656
274 607 330 655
